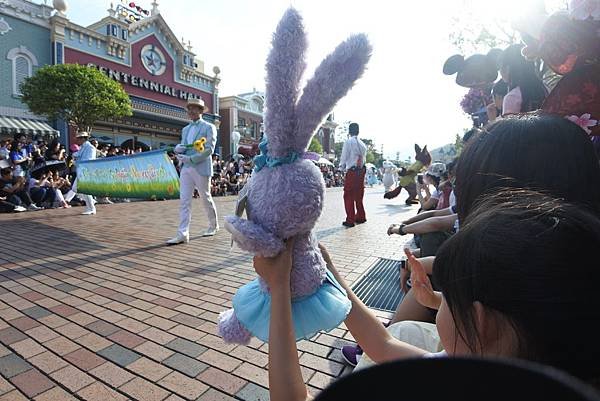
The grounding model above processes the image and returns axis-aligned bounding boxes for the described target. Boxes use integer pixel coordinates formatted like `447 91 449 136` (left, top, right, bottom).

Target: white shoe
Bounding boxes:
14 206 26 212
81 210 96 215
27 204 41 211
200 227 219 237
166 234 189 245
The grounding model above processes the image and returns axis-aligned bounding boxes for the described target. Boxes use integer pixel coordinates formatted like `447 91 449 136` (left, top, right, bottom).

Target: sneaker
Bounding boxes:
166 234 189 245
201 227 219 237
14 206 26 212
342 221 355 228
81 210 96 215
341 345 363 367
27 204 41 211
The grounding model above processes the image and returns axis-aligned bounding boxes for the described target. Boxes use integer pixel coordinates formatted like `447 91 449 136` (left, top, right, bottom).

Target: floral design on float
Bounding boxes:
566 113 598 134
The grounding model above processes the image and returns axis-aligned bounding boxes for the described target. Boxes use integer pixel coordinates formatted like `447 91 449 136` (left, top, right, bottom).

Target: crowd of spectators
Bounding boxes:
1 131 347 213
0 133 149 213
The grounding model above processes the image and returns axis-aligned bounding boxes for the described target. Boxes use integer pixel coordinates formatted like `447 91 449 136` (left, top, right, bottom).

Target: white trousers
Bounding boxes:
65 178 96 213
178 168 218 237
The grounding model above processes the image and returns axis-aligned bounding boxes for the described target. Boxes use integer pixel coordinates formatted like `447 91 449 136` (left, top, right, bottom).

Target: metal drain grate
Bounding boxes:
351 258 404 313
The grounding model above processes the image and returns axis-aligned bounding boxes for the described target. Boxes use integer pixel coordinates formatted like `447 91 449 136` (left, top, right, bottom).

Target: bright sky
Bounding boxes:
56 0 564 160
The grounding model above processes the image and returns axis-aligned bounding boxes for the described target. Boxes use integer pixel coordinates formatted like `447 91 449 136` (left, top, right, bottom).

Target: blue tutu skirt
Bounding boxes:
232 270 352 342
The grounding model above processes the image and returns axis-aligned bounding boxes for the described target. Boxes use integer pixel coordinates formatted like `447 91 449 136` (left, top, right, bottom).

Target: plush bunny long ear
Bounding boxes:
264 8 307 158
293 34 372 152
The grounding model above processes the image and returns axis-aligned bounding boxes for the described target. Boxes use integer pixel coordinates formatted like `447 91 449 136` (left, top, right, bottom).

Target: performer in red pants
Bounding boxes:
340 122 367 227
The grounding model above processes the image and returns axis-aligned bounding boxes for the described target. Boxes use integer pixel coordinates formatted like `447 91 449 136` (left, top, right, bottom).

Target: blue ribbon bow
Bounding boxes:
253 136 300 172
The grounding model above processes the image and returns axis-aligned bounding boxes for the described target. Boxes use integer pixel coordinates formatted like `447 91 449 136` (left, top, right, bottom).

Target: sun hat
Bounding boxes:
186 98 206 111
427 162 447 178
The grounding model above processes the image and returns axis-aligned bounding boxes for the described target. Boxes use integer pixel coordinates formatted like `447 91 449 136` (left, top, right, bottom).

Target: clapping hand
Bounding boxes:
403 248 441 310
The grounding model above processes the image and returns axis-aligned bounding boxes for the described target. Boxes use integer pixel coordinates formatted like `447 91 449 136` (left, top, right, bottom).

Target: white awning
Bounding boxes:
0 116 59 136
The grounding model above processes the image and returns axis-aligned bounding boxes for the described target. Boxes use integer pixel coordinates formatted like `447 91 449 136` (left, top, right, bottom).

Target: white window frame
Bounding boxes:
7 46 38 96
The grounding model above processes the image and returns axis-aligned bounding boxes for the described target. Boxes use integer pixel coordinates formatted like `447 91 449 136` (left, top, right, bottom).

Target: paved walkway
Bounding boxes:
0 186 415 400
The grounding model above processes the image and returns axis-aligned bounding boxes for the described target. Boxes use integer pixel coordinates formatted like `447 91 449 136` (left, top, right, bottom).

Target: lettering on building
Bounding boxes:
87 63 200 100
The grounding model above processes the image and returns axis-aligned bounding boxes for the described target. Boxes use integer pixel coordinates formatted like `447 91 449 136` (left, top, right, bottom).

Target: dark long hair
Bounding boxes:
455 112 600 223
434 189 600 381
499 44 547 112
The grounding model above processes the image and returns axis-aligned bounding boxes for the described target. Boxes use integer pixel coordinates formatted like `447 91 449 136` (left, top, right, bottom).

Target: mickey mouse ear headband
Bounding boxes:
542 64 600 135
443 49 503 88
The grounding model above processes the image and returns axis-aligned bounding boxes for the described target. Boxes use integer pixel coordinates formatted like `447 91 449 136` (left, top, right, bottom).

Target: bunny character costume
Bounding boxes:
217 8 372 344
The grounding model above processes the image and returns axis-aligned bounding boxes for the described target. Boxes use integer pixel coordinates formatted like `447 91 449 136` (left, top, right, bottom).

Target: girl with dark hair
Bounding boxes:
455 112 600 222
382 112 600 330
45 139 65 161
254 191 600 401
499 44 547 114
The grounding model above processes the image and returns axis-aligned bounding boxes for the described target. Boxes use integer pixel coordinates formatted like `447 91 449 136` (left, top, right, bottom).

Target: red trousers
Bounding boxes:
344 168 366 224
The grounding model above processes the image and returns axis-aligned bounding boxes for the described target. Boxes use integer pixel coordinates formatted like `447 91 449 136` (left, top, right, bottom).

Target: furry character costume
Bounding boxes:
382 160 397 192
383 144 431 204
217 8 372 344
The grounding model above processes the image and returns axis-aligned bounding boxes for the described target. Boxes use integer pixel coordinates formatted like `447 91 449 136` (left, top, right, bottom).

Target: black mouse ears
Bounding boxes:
443 54 465 75
443 49 504 88
443 49 503 75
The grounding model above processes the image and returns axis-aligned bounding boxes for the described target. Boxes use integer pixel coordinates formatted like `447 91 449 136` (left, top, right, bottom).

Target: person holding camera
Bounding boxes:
340 122 367 228
416 162 446 212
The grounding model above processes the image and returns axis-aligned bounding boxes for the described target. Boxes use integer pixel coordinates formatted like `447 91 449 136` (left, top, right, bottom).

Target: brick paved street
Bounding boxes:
0 186 415 400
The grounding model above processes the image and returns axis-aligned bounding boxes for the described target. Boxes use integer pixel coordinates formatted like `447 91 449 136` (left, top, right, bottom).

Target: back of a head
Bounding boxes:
315 357 600 401
434 189 600 381
455 112 600 223
348 123 359 136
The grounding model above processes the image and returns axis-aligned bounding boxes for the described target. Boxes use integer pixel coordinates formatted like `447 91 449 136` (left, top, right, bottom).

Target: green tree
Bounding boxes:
20 64 132 133
308 136 323 154
362 138 383 167
334 142 344 161
454 133 464 156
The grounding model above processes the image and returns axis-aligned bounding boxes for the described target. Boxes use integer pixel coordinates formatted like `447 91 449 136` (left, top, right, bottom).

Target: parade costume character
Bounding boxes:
383 144 431 204
217 8 371 344
167 98 219 245
340 123 368 227
382 160 398 192
64 132 96 215
366 166 378 187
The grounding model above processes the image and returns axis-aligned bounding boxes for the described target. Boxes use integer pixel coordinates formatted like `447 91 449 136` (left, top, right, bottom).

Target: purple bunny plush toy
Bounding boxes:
217 8 372 344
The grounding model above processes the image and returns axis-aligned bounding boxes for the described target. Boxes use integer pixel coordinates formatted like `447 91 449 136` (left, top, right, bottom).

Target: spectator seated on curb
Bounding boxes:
28 173 57 209
416 162 446 211
0 168 40 210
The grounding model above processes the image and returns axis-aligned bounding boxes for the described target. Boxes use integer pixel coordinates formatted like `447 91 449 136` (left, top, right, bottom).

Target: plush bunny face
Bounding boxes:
247 159 325 239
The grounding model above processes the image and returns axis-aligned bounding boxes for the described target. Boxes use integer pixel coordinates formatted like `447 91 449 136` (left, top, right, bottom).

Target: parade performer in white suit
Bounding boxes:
167 98 219 245
64 132 97 215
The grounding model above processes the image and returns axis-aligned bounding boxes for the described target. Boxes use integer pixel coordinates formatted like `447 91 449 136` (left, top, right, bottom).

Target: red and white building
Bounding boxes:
49 1 220 150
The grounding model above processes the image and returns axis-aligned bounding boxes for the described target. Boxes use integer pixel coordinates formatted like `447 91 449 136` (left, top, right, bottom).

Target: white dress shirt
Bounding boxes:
339 135 367 171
